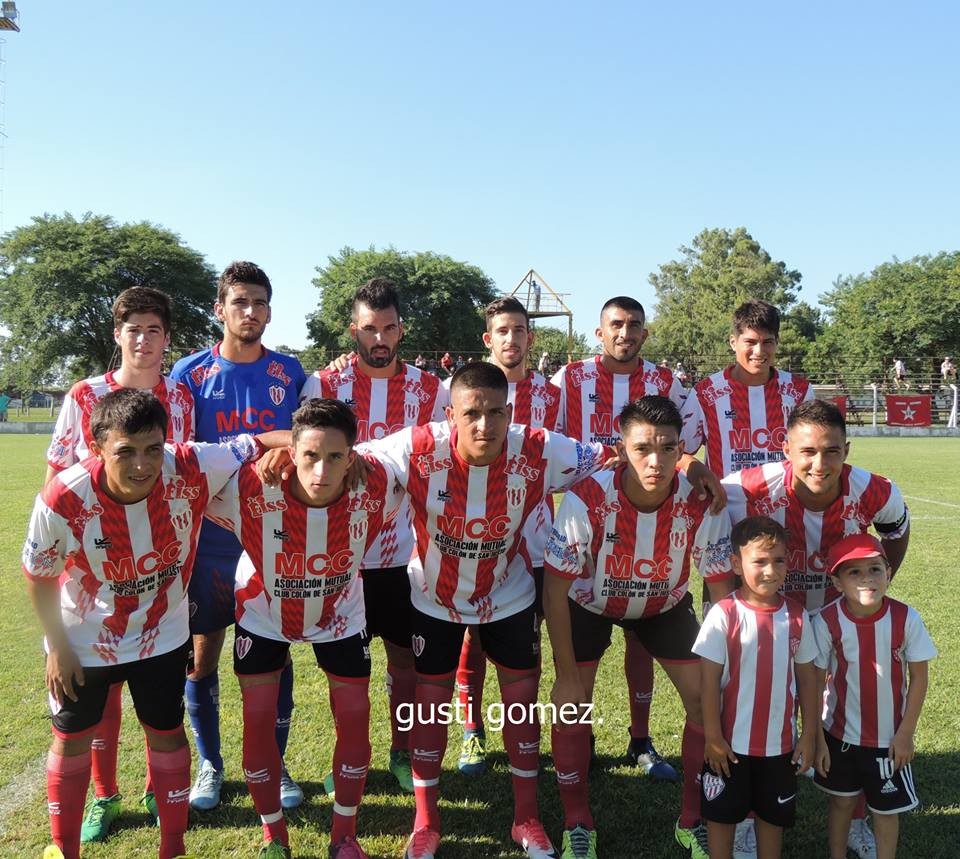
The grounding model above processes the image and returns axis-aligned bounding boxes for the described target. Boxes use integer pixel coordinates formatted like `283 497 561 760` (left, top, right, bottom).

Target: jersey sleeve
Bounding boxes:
190 434 261 498
903 606 938 663
721 473 748 528
543 430 606 492
795 609 818 664
692 603 729 665
872 481 910 541
433 383 450 418
691 509 734 582
543 491 593 580
811 612 834 670
364 453 406 523
549 367 567 432
679 389 706 457
357 426 416 491
46 389 84 470
299 373 322 402
666 374 687 410
203 471 243 536
21 495 68 579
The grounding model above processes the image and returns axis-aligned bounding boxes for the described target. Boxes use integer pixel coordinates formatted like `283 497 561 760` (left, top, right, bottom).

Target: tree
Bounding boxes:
528 324 592 365
307 246 498 357
0 213 219 390
807 253 960 384
647 227 804 372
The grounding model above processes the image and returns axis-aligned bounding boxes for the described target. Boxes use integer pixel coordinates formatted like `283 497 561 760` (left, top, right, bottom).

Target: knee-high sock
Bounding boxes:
411 678 453 833
552 722 593 829
330 681 372 842
680 720 705 828
275 662 294 759
90 682 122 798
146 742 190 859
501 675 541 824
456 632 487 733
624 634 654 740
47 747 91 859
185 671 222 770
387 661 418 752
241 682 287 846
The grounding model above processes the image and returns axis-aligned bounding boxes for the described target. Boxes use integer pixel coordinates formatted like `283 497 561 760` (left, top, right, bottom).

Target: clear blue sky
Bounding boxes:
4 1 958 348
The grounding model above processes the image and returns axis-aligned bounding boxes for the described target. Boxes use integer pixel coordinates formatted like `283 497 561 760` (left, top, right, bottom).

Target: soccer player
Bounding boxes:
299 277 446 794
680 299 813 480
550 296 722 781
812 534 936 859
543 396 734 859
452 297 561 776
694 517 819 859
44 286 195 842
23 389 285 859
363 362 610 859
722 397 910 858
205 398 404 859
170 261 307 811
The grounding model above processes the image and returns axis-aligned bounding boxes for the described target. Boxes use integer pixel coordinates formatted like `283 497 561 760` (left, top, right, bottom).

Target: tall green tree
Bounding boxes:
0 213 219 389
527 325 592 365
307 246 498 356
808 253 960 382
647 227 803 370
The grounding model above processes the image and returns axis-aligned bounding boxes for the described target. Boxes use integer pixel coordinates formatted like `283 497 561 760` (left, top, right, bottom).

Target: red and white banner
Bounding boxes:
885 395 931 427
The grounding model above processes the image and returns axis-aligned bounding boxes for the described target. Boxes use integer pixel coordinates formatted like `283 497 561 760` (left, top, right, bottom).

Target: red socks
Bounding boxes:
330 681 372 842
500 675 541 824
411 678 453 832
47 748 91 859
456 630 487 732
90 682 122 798
680 720 706 828
387 662 417 752
146 742 190 859
624 634 654 740
240 682 288 846
552 723 593 828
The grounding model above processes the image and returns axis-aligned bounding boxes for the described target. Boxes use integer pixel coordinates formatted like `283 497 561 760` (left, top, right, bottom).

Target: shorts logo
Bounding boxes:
412 634 426 657
269 384 286 406
881 779 898 794
776 794 795 804
235 635 253 660
702 772 726 801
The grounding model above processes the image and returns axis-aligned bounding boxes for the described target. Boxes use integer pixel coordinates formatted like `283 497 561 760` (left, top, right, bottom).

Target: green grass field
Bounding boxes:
1 436 958 858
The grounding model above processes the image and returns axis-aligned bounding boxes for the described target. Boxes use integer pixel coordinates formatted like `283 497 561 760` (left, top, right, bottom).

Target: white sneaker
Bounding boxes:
189 759 224 811
733 818 757 858
847 817 878 859
279 764 304 809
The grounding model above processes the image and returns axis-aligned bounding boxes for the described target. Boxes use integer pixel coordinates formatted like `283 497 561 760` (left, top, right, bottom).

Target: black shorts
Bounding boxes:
50 641 190 735
814 730 920 814
531 566 544 618
569 591 700 664
411 604 539 676
188 550 241 634
232 625 371 681
361 565 413 648
701 753 797 828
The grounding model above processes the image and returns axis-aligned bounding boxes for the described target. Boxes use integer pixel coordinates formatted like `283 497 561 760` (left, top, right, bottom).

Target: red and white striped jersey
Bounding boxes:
680 367 812 478
205 455 403 644
694 594 817 756
22 437 259 667
544 466 734 620
362 422 607 624
813 597 936 747
550 356 686 445
301 358 446 569
47 372 195 471
723 462 909 612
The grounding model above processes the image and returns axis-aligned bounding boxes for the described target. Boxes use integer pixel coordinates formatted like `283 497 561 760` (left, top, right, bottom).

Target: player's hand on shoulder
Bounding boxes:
325 351 355 373
46 643 83 706
346 453 373 491
257 448 293 487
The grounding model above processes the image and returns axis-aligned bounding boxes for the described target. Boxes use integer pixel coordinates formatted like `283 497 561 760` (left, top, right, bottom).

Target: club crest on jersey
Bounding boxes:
163 477 200 501
412 635 425 657
70 503 104 532
268 384 286 406
670 529 687 550
172 510 193 531
507 483 526 509
349 517 368 542
702 772 726 801
235 636 253 660
506 454 541 482
405 401 419 422
172 415 184 436
531 405 546 426
266 361 292 386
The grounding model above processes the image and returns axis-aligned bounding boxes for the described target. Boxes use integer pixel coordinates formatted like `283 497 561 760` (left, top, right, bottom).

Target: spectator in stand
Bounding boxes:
893 358 908 390
538 351 550 374
941 357 956 385
454 354 466 371
415 353 426 369
440 352 453 376
675 361 689 386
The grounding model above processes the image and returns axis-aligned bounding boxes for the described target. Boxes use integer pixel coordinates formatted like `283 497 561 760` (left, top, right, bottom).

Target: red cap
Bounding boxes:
827 533 887 574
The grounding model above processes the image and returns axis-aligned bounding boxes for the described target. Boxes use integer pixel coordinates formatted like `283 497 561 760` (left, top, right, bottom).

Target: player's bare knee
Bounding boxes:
143 725 188 752
384 640 414 669
190 629 226 679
